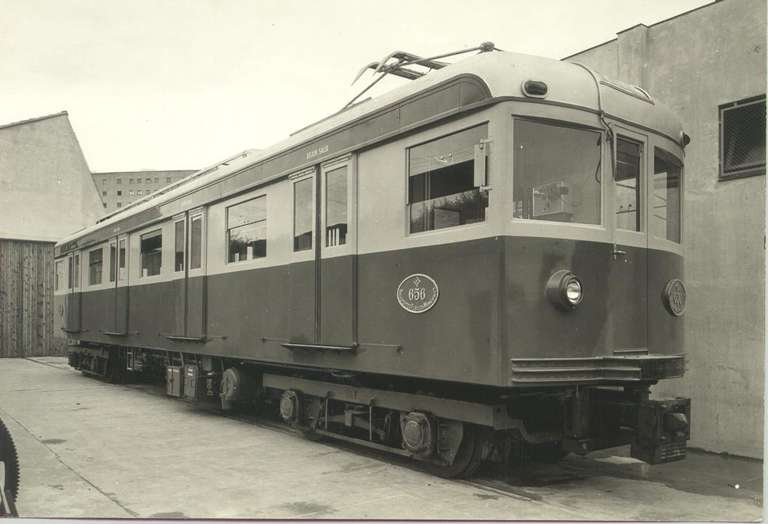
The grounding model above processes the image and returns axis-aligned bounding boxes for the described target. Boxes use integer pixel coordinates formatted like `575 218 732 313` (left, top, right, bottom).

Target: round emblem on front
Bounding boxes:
396 273 439 314
663 278 687 317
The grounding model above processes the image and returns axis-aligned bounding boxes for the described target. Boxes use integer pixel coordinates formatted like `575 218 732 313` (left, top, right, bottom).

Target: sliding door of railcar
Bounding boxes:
319 156 357 346
289 168 318 343
63 252 82 333
608 128 648 353
115 235 129 334
186 210 206 338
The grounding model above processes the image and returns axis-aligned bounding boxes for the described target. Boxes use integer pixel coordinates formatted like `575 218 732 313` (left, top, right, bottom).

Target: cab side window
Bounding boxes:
407 124 489 233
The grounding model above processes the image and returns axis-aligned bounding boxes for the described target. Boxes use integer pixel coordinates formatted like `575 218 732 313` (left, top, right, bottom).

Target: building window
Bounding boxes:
140 229 162 277
117 190 122 196
408 124 489 233
103 203 107 208
116 178 122 185
325 166 348 247
129 190 134 196
154 177 159 184
88 248 103 285
102 178 107 185
174 220 185 272
227 196 266 262
294 178 313 251
102 190 107 196
190 215 203 270
129 178 133 184
145 177 151 183
137 190 143 196
513 120 601 224
117 202 122 208
166 177 172 183
720 95 766 180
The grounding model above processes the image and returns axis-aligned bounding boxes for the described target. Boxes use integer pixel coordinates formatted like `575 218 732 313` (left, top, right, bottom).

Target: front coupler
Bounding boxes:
562 387 691 464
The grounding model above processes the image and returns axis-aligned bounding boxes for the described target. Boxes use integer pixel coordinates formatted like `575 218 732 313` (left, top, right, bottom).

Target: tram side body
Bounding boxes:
53 61 691 473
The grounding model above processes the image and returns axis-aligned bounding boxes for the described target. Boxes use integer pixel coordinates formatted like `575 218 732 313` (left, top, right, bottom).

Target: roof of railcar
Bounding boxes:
57 50 684 247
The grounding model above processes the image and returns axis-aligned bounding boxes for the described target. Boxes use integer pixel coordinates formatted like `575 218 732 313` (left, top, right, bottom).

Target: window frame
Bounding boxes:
651 146 684 244
405 122 491 236
87 246 104 287
719 95 766 180
55 260 64 292
510 115 606 230
139 228 163 278
174 217 186 273
322 161 350 249
225 195 267 264
189 211 205 273
118 236 128 282
109 241 117 283
292 171 315 253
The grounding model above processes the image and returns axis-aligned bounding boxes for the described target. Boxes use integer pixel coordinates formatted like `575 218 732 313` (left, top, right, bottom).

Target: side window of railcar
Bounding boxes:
174 220 185 272
294 179 313 251
326 166 348 247
140 230 162 277
88 248 103 286
513 119 601 224
652 148 682 243
615 138 643 232
55 260 64 291
407 124 489 233
227 196 267 262
190 215 203 269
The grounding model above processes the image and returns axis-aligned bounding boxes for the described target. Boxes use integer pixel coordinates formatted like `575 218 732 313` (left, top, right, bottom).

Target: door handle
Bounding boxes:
612 247 629 262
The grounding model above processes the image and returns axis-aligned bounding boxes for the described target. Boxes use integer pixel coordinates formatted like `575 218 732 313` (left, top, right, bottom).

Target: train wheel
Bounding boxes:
0 417 19 514
425 424 488 479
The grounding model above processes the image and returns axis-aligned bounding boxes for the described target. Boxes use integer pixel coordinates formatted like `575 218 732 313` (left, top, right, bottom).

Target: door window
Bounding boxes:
174 220 185 271
615 138 642 231
325 166 348 247
294 178 313 251
190 215 203 269
118 239 127 281
109 243 117 282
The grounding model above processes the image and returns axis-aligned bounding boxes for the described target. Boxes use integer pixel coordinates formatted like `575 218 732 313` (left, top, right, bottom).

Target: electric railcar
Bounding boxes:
55 45 691 478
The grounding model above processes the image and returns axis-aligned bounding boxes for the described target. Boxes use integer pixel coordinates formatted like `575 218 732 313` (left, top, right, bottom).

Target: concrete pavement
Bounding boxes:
0 357 762 520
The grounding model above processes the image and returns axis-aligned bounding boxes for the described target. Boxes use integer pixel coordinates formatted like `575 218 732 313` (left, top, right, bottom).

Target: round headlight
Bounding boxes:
546 270 583 311
565 278 583 305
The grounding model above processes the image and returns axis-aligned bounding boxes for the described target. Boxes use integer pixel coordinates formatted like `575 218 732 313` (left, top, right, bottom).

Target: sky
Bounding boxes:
0 0 712 172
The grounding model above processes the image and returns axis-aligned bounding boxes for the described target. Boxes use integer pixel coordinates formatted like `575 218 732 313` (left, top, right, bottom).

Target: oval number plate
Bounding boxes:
396 273 439 314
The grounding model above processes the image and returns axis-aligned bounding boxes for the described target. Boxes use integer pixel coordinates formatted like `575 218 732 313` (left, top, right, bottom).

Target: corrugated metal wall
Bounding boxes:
0 239 55 357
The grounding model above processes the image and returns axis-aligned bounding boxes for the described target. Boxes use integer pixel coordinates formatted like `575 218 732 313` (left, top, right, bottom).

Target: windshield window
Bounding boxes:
513 119 602 225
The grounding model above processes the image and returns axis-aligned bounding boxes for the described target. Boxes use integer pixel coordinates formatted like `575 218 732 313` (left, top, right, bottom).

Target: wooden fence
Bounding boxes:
0 239 56 357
